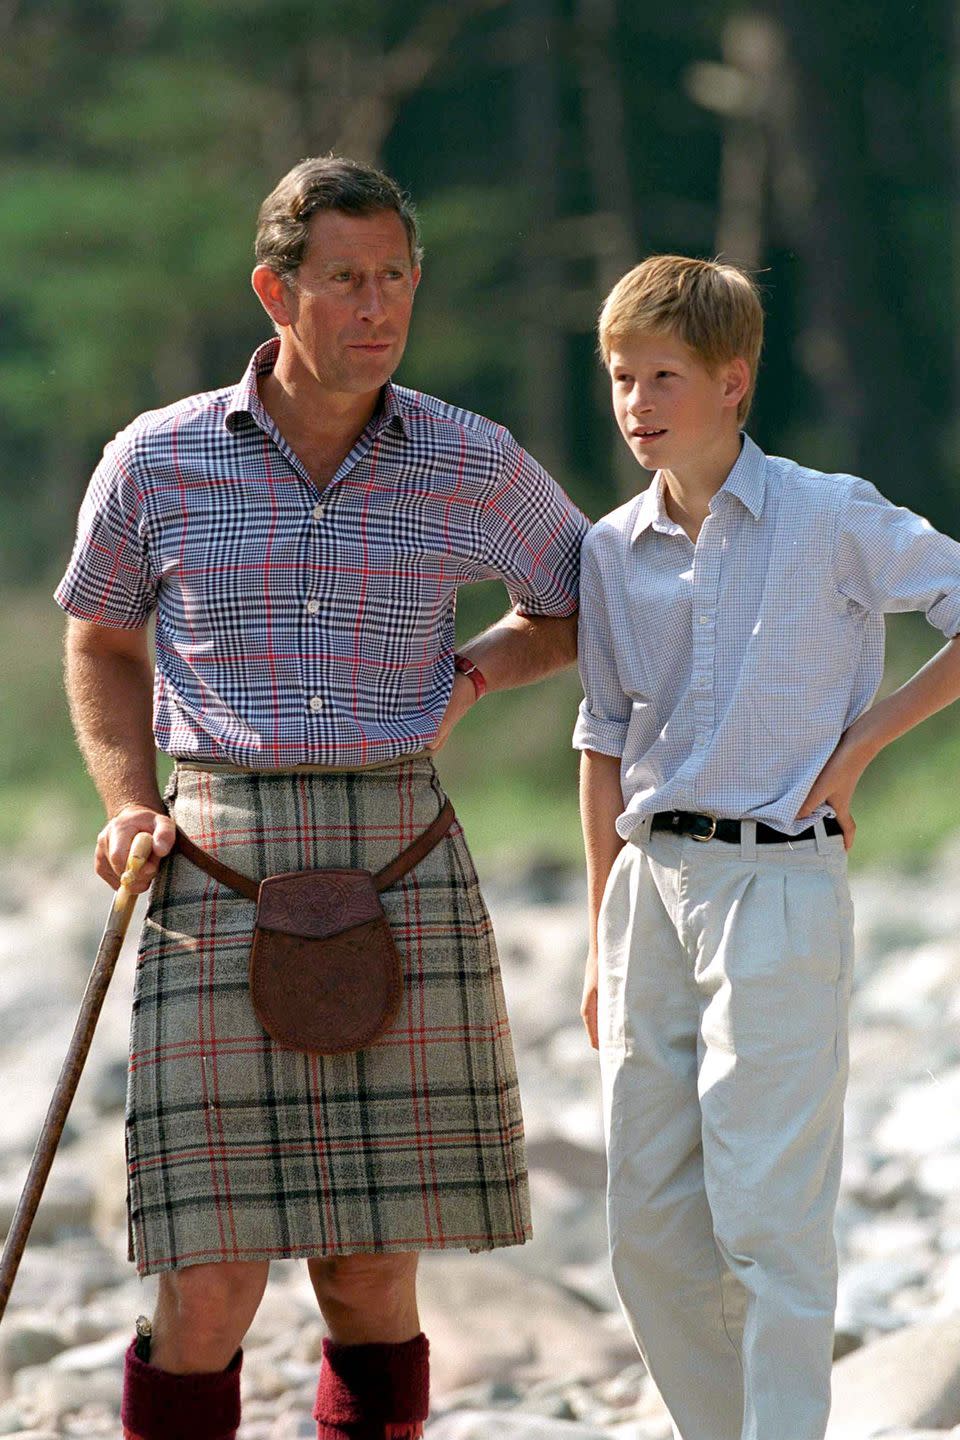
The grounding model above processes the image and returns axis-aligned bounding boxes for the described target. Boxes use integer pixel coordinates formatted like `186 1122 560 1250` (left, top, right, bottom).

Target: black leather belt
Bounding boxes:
651 811 844 844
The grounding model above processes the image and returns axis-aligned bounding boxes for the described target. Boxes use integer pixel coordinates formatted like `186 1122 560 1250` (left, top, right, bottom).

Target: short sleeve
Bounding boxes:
572 532 632 756
479 436 589 617
834 477 960 636
54 433 157 628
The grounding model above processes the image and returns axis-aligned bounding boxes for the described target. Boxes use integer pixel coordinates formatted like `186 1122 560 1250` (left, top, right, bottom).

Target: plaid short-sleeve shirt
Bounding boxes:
56 339 588 767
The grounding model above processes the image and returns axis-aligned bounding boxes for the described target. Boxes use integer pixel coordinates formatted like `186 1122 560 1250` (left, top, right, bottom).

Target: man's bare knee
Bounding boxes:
152 1260 269 1372
309 1252 419 1341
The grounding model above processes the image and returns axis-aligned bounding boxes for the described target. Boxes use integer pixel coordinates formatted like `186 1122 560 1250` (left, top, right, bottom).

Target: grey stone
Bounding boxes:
266 1416 318 1439
426 1413 615 1439
12 1359 117 1414
827 1318 960 1437
416 1255 636 1393
50 1333 127 1373
1 1431 63 1440
88 1058 129 1116
0 1404 29 1437
0 1321 68 1378
0 1171 95 1244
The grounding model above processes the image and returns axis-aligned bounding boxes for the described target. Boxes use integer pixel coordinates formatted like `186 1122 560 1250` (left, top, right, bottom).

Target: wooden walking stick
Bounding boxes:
0 831 155 1324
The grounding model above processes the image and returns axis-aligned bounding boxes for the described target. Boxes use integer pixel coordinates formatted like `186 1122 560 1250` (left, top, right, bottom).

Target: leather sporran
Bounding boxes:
249 868 403 1055
174 798 455 1056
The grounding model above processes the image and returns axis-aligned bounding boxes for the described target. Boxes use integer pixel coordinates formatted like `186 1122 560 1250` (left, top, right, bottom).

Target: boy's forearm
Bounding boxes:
580 749 626 951
848 633 960 760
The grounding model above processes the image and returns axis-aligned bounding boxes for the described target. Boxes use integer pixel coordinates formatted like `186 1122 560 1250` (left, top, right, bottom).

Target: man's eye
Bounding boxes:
656 370 675 379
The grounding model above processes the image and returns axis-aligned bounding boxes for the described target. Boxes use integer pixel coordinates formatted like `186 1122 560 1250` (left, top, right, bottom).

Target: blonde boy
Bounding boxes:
575 255 960 1440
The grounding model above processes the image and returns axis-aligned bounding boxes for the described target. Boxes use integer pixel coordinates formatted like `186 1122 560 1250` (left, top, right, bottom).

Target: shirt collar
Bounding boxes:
630 432 766 543
224 337 409 438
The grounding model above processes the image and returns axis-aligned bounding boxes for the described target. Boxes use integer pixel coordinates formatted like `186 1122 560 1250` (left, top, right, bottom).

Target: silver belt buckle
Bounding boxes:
691 813 718 842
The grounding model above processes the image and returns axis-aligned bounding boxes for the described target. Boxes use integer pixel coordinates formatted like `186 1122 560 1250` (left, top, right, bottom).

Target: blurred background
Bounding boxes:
5 9 960 1436
2 0 958 869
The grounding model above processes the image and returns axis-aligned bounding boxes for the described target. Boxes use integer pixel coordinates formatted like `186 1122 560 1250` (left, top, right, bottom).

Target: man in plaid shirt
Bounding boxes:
56 156 588 1440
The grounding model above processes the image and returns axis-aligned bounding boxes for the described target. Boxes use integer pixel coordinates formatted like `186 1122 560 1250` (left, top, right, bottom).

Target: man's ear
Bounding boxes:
251 265 295 329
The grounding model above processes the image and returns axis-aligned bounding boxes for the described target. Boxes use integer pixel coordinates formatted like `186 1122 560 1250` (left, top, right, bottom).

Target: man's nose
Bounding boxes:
356 279 388 321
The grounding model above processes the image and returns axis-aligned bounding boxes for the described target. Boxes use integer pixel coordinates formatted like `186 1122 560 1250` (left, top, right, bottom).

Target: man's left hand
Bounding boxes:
428 671 477 753
796 730 874 851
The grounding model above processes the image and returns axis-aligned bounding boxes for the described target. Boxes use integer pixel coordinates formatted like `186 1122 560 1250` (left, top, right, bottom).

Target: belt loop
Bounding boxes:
632 813 653 844
813 816 829 855
740 819 757 862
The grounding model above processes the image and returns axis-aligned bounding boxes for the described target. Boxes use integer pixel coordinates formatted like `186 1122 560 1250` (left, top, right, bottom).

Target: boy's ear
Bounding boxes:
721 357 751 411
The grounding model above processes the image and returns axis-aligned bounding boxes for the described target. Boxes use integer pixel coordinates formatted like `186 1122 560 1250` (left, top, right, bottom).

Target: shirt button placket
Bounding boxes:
692 528 720 747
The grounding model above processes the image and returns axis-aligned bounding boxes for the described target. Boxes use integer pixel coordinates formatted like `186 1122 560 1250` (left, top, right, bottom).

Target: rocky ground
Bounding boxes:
3 840 960 1438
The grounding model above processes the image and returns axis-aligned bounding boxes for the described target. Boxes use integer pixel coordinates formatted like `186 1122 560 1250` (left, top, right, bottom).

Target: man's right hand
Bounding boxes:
95 804 176 893
581 947 600 1051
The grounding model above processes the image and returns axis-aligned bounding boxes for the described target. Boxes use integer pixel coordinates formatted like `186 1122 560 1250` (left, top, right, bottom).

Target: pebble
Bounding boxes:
3 847 960 1436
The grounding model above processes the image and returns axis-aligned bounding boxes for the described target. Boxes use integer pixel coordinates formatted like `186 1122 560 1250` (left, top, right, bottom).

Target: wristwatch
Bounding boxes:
454 653 488 700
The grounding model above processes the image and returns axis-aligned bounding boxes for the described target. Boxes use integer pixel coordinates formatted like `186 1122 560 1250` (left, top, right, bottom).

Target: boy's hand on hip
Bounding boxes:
581 948 600 1050
796 731 874 851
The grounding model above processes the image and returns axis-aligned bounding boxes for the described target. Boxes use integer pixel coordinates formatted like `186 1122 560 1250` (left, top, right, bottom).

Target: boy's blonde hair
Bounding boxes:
598 255 764 424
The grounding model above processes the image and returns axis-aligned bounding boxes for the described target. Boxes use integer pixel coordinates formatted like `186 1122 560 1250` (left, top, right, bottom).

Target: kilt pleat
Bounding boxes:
125 759 531 1275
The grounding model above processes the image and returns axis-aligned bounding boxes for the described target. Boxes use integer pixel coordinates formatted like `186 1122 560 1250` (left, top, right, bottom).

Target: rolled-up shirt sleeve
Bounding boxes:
573 530 632 756
834 477 960 636
54 432 157 628
479 434 589 617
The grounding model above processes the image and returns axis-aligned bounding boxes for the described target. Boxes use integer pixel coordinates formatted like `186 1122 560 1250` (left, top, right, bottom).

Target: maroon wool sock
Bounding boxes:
313 1332 430 1439
120 1339 242 1440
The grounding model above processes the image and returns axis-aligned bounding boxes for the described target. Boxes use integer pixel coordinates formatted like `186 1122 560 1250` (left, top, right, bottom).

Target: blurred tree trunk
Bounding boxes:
763 4 864 464
954 0 960 440
513 0 568 478
768 1 932 493
576 0 641 501
260 2 510 169
714 16 774 268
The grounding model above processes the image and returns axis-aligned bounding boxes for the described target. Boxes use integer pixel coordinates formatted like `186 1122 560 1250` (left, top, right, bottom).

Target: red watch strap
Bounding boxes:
454 653 487 699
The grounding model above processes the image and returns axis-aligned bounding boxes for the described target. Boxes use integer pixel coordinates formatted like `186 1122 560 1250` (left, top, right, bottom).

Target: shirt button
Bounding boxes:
699 615 710 624
306 599 320 615
312 503 325 520
309 695 324 712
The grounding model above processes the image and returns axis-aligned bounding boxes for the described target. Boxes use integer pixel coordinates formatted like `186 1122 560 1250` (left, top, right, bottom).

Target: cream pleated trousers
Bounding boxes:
598 818 855 1440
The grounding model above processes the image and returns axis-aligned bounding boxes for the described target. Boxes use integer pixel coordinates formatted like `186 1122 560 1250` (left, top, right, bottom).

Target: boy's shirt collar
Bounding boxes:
631 432 766 543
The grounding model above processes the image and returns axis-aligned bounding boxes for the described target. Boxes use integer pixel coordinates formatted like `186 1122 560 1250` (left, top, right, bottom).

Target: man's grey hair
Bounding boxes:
255 154 423 279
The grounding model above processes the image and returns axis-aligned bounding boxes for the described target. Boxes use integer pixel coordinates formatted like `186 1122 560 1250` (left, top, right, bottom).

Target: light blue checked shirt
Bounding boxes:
574 434 960 837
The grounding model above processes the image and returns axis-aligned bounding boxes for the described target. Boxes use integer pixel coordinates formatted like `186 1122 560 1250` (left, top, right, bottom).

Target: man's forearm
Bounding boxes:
459 610 577 692
580 749 626 953
65 620 163 818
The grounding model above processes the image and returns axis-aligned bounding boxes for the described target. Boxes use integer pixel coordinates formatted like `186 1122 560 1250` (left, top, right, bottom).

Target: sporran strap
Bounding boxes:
174 799 456 899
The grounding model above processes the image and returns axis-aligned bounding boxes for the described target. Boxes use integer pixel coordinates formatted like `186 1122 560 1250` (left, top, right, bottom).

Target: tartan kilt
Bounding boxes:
125 758 531 1275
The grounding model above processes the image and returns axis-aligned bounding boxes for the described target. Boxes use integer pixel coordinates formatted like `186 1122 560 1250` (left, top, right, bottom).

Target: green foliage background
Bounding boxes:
2 0 958 870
